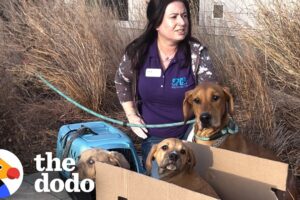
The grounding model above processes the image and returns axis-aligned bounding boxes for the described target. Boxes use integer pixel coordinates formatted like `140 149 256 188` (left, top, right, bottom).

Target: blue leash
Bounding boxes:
37 74 195 128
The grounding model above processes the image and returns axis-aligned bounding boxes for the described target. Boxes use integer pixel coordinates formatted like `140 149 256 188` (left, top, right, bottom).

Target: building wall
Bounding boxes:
125 0 263 35
117 0 147 29
198 0 258 35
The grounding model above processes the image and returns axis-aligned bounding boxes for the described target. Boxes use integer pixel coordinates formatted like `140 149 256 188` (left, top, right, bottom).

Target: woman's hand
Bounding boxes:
127 114 148 139
121 101 148 139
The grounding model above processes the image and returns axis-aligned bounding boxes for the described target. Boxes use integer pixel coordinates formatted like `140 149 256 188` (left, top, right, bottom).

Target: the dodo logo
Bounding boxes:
0 149 23 199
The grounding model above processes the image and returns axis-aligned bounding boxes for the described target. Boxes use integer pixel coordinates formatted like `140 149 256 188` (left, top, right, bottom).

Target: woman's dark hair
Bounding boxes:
125 0 199 70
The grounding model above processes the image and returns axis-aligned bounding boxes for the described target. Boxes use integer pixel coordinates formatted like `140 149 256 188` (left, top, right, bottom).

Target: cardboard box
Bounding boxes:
95 142 288 200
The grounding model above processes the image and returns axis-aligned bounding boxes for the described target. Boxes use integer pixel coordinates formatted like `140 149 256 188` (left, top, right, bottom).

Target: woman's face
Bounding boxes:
156 1 189 44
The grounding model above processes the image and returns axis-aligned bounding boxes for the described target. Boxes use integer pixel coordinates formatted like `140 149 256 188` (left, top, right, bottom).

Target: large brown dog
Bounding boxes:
146 138 219 198
183 82 275 157
183 82 298 199
75 148 130 180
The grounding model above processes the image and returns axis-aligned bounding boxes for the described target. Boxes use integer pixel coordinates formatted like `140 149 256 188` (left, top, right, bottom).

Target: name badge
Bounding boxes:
145 68 162 77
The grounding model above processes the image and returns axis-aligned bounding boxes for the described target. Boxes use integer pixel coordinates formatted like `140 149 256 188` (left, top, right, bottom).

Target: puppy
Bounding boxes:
146 138 219 198
75 148 130 180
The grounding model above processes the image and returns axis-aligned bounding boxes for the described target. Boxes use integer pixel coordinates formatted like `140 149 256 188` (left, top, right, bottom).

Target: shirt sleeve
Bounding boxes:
197 47 218 82
114 54 134 103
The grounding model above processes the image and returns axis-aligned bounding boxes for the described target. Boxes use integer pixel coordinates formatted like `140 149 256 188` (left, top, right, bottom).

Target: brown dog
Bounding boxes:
75 148 130 180
183 82 236 147
183 82 298 200
146 138 219 198
183 82 274 156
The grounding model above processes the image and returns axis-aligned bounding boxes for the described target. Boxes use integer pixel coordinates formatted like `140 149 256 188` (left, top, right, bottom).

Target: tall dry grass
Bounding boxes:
240 0 299 175
1 0 136 112
249 0 300 175
247 0 300 96
0 0 139 172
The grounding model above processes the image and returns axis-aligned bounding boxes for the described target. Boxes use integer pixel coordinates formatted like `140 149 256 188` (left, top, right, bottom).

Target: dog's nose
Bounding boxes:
73 165 78 172
200 112 211 126
169 152 179 162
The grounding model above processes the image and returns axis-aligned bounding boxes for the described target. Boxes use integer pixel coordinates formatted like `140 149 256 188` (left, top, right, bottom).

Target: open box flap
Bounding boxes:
96 162 216 200
186 142 288 191
186 142 288 199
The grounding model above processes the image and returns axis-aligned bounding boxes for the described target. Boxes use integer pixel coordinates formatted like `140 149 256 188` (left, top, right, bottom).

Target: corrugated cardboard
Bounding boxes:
95 142 288 200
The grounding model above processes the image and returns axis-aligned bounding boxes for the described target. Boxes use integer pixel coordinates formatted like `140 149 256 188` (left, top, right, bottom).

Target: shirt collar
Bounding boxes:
148 39 186 61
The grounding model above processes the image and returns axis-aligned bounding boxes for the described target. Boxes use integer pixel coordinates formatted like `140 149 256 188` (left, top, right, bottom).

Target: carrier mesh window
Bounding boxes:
111 148 138 172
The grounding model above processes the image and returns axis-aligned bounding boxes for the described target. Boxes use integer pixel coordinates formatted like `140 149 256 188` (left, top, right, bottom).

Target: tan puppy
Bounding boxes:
146 138 219 198
75 148 130 180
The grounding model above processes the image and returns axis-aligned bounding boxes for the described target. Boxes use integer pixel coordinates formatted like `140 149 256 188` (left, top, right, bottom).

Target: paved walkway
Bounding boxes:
7 172 71 200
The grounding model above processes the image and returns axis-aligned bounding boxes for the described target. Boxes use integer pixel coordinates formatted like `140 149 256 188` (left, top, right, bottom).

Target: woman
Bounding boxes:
115 0 217 166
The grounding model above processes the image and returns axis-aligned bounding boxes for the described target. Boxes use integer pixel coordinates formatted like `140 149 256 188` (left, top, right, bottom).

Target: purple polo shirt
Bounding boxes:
137 41 196 138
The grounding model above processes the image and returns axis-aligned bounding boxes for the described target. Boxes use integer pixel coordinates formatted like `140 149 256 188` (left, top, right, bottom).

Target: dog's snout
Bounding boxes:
200 113 211 125
169 152 179 162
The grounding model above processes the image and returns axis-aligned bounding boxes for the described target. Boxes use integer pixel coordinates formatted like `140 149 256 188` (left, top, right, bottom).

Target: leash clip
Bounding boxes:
227 118 238 134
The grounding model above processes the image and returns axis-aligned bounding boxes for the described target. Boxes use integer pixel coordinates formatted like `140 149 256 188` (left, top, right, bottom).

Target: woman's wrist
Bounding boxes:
121 101 138 118
126 113 137 118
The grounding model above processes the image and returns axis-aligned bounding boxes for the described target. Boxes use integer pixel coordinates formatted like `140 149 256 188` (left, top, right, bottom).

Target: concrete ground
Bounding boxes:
6 172 72 200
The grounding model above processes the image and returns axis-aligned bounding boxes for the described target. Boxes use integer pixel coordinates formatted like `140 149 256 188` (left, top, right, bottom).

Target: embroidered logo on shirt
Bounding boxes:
171 77 188 89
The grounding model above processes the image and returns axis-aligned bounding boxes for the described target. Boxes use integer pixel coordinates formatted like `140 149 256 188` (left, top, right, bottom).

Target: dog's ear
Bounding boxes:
109 151 130 170
223 87 234 115
183 90 195 124
186 146 196 172
145 144 158 176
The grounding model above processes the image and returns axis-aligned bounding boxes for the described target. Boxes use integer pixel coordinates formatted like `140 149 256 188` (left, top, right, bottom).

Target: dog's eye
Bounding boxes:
212 95 219 101
193 98 201 104
161 145 168 151
87 158 95 165
180 149 186 154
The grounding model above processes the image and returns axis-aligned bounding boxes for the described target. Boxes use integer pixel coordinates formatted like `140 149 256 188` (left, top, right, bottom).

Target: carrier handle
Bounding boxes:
61 125 97 160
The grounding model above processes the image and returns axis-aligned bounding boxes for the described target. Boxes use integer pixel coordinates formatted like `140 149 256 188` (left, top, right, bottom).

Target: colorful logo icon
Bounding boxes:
0 149 23 199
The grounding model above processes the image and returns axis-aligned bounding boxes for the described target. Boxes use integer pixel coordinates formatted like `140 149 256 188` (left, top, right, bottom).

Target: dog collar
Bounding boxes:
194 118 238 142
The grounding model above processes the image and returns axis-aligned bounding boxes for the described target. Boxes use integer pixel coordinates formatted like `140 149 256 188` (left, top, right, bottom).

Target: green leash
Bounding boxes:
37 74 195 128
